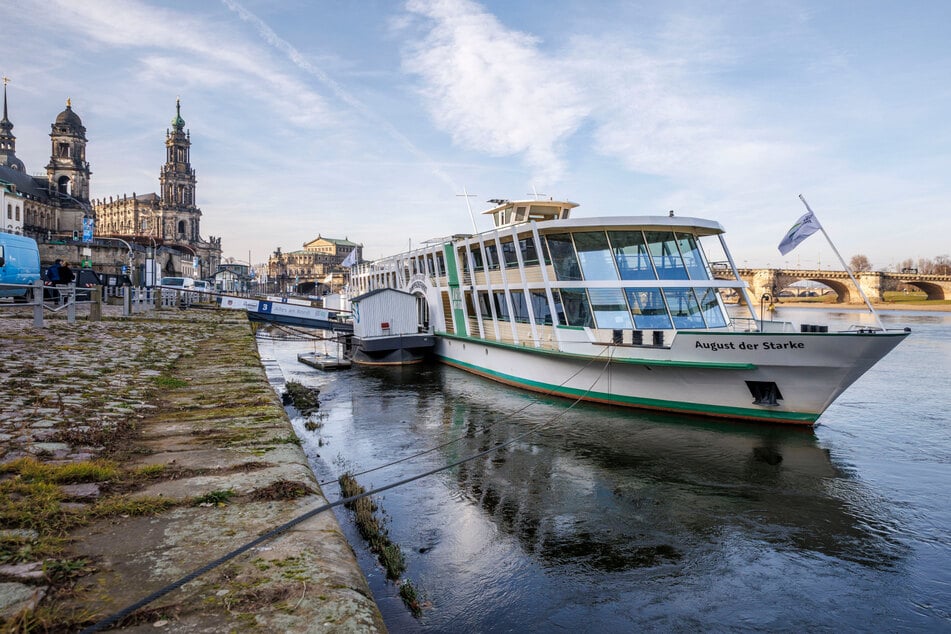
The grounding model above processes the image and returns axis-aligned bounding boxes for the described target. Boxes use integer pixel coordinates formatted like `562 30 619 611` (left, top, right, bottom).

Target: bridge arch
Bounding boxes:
896 280 945 300
803 277 852 303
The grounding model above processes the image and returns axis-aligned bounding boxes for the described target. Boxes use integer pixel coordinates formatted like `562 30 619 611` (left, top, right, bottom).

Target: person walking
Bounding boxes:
59 261 75 288
45 259 62 302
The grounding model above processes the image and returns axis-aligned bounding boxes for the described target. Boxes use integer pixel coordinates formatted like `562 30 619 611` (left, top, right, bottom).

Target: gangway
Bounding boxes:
218 295 352 332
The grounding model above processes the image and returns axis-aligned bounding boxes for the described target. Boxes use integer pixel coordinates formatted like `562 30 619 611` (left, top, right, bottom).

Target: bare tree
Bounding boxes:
849 254 872 271
934 255 951 275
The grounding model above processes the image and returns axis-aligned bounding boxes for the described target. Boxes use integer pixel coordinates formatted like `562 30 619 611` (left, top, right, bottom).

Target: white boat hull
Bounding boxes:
435 330 908 424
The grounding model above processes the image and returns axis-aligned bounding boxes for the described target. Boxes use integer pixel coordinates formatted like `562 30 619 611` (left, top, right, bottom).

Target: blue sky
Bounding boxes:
3 0 949 269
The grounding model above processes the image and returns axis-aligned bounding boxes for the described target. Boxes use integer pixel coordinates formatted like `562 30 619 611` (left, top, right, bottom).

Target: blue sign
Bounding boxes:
82 217 94 243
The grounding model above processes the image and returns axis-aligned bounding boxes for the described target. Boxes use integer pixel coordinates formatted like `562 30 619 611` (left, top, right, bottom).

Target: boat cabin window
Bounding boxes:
574 231 619 280
664 288 706 329
484 243 500 270
519 236 540 266
645 231 689 280
626 288 673 329
545 234 582 280
514 206 527 222
609 231 655 280
698 288 727 327
675 233 710 280
501 240 519 268
554 288 593 328
589 288 634 329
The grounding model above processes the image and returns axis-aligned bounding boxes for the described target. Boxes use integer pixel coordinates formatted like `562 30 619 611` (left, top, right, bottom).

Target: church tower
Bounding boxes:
0 77 26 172
46 98 91 201
159 98 201 241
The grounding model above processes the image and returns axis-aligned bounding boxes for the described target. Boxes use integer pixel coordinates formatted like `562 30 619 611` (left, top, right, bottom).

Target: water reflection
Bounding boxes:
423 369 906 576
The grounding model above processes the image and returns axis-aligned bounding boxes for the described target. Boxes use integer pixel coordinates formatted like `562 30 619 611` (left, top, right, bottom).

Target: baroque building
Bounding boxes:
0 78 89 238
92 99 221 278
267 235 360 295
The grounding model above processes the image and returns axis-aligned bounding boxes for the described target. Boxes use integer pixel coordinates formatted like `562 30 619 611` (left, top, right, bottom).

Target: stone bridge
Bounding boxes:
713 268 951 303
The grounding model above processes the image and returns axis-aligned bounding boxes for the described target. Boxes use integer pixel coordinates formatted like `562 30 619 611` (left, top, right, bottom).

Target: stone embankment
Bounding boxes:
0 303 385 632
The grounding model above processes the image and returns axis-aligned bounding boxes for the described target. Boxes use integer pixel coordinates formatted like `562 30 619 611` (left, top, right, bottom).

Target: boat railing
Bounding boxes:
728 317 796 333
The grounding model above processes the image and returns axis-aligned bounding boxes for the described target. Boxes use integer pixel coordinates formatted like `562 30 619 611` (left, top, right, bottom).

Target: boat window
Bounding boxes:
500 240 519 269
574 231 619 280
545 233 582 280
663 288 706 329
484 243 500 270
478 291 493 319
554 288 593 327
510 291 532 323
609 231 656 280
530 290 552 325
697 288 727 327
493 291 510 321
588 288 634 329
675 233 709 280
626 288 673 329
519 236 539 266
436 252 445 277
471 247 484 270
464 291 478 320
644 231 689 280
514 206 527 222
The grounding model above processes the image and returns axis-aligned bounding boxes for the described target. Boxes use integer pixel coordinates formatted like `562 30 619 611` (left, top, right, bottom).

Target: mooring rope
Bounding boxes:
80 347 616 632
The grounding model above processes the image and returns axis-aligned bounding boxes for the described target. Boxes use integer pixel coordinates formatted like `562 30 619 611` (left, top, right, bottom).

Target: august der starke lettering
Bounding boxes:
695 340 805 351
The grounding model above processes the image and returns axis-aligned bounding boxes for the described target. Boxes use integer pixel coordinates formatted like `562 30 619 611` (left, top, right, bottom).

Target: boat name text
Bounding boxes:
694 340 805 351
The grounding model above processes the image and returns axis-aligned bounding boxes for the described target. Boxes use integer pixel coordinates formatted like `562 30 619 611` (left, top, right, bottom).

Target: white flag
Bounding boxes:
341 249 358 267
778 210 821 255
322 273 333 284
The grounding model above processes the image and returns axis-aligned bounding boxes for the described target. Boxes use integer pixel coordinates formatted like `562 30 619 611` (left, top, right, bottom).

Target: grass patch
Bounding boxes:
193 489 237 506
0 457 120 484
282 381 320 415
152 374 189 390
399 581 423 618
249 480 313 501
337 473 406 580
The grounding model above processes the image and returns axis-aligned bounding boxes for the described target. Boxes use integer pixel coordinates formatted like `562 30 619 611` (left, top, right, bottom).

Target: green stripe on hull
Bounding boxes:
436 354 819 425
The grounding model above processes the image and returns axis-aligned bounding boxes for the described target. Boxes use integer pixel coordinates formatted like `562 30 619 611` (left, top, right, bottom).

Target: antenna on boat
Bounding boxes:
528 185 547 200
798 195 885 330
457 186 479 233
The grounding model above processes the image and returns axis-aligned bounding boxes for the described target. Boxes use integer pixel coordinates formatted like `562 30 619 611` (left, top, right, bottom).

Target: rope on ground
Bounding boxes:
80 347 615 633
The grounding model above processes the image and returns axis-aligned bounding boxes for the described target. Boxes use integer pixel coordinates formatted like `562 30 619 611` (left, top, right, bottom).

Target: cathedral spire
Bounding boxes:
2 76 9 122
0 76 25 171
171 97 185 130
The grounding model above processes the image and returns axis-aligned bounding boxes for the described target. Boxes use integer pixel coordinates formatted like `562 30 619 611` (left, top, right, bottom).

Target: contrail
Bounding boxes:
221 0 459 192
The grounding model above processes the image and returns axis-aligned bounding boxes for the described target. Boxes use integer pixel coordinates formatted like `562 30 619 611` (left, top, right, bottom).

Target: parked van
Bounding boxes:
0 234 41 301
159 276 195 289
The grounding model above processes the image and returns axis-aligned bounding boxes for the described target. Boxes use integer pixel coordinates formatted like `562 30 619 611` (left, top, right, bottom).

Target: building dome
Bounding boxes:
55 100 83 128
170 98 185 130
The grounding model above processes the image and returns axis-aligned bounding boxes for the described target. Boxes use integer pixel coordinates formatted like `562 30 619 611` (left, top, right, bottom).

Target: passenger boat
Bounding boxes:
348 199 909 425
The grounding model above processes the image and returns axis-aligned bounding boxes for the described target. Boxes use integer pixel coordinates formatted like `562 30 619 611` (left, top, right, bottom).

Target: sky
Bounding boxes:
3 0 950 270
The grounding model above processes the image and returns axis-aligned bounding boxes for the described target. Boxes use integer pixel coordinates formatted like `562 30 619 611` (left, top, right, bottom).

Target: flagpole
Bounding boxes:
798 195 885 330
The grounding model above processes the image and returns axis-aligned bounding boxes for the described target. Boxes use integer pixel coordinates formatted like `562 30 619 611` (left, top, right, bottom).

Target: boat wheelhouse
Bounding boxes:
349 199 908 424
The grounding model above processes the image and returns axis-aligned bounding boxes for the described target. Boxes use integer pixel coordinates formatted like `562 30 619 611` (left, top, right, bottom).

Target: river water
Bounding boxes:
257 307 950 632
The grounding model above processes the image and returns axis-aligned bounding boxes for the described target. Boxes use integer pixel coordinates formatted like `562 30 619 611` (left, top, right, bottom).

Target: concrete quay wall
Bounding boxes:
0 305 385 632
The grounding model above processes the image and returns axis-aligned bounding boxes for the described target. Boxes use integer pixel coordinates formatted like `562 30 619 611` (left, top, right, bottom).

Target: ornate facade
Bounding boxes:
267 235 360 294
92 99 221 278
0 79 89 238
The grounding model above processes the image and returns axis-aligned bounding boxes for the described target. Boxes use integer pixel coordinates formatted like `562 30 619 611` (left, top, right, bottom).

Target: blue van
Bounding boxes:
0 233 41 300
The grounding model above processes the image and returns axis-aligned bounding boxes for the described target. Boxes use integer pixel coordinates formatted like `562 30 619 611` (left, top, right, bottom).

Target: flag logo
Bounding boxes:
778 210 821 255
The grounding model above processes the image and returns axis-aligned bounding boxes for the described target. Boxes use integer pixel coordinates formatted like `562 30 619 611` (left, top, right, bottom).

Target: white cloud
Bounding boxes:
401 0 589 184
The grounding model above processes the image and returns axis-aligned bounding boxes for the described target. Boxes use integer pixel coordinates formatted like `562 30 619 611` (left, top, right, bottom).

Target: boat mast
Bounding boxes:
457 186 479 233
